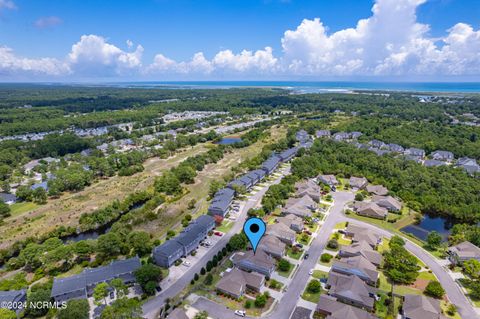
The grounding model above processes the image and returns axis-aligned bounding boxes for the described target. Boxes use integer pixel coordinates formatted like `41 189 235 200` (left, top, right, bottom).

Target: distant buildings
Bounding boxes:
51 257 141 302
0 193 18 205
349 176 368 190
365 184 388 196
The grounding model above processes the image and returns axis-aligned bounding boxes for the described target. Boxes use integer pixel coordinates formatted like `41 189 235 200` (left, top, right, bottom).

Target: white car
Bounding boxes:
234 310 246 317
309 269 314 275
182 261 191 267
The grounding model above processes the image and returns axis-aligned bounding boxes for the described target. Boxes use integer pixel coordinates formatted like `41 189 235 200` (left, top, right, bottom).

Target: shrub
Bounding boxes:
320 253 333 263
277 259 291 272
244 300 252 309
424 280 445 298
327 239 338 250
307 279 321 294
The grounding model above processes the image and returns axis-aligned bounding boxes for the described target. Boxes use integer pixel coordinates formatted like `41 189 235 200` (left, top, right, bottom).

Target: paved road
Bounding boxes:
193 190 479 319
193 191 355 319
342 216 479 319
142 167 290 319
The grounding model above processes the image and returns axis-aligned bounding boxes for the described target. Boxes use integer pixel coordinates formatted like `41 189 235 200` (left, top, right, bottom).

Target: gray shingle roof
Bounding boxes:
154 240 184 258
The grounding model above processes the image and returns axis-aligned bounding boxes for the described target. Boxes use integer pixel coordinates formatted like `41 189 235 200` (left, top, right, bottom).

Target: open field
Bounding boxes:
136 125 288 239
0 144 209 249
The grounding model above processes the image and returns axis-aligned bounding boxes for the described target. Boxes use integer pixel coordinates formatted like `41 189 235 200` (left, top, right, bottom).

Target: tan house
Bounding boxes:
327 272 377 311
366 184 388 196
448 241 480 265
331 255 379 286
402 295 448 319
257 234 286 258
318 174 339 186
339 240 382 266
349 176 368 190
295 179 321 202
316 295 379 319
215 268 264 299
345 224 381 248
372 195 402 212
266 223 296 245
277 214 304 232
354 202 388 220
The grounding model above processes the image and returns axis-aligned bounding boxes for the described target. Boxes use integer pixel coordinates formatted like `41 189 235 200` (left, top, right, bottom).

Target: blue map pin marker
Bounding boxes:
243 217 266 254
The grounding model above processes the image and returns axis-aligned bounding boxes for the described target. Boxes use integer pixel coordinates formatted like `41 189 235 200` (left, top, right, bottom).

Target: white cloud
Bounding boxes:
0 46 70 76
68 35 143 75
34 16 63 29
1 0 480 79
0 0 16 11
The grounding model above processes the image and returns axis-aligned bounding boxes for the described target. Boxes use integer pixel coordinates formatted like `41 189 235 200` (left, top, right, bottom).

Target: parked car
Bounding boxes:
295 243 304 249
235 310 246 317
304 253 309 260
309 269 314 275
183 261 191 267
204 241 212 247
304 230 312 235
214 231 223 237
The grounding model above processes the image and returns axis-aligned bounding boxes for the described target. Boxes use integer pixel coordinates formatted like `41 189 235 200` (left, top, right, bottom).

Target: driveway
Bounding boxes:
141 166 290 319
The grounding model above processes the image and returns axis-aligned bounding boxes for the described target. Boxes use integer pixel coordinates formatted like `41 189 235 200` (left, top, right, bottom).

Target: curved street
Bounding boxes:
193 191 479 319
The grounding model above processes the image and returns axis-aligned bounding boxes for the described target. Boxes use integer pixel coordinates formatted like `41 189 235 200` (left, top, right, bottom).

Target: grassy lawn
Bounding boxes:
8 202 40 218
378 272 423 295
297 233 312 245
441 301 462 319
286 247 303 260
301 287 323 303
329 232 352 245
312 270 329 280
277 264 295 278
334 222 347 230
216 221 234 233
417 270 436 281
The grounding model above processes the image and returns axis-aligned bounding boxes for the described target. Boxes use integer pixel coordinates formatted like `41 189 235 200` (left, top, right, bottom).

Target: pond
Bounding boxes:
401 215 455 241
216 137 243 145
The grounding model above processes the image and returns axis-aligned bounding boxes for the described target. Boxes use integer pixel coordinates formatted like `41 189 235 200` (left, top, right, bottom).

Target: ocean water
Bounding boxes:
108 81 480 93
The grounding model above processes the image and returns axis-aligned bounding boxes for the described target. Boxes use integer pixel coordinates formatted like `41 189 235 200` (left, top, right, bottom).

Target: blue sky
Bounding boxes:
0 0 479 81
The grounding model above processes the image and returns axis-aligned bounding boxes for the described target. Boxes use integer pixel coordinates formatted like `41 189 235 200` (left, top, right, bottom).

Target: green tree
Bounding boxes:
254 293 267 307
97 232 123 258
384 244 420 285
32 187 47 204
307 279 321 293
127 231 152 257
424 280 445 298
204 273 213 285
0 200 11 218
101 297 142 319
426 231 442 249
228 233 248 251
16 185 33 201
0 309 16 319
57 299 90 319
26 288 51 317
194 310 209 319
389 235 405 248
134 263 162 295
277 259 291 272
110 278 129 298
93 282 109 305
463 259 480 279
355 193 364 201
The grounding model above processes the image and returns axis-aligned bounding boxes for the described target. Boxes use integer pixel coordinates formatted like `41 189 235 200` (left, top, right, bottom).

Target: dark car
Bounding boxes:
304 253 309 259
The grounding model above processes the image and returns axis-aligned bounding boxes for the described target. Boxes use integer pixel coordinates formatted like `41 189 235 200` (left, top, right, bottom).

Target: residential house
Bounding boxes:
351 132 363 139
277 214 304 232
424 160 447 167
0 289 27 314
232 250 276 277
175 224 206 256
0 193 18 205
368 140 386 149
369 148 391 156
31 181 48 191
23 159 40 173
261 155 282 174
316 130 331 138
318 174 339 186
455 157 480 175
283 195 317 218
448 241 480 265
345 224 381 248
296 130 309 142
353 202 387 220
208 188 235 217
387 143 404 153
52 257 141 302
402 295 448 319
278 147 298 162
266 222 296 245
339 241 382 267
257 234 286 258
431 150 454 162
372 195 402 212
404 148 426 159
365 184 388 196
333 132 350 141
327 272 377 311
215 268 264 299
331 255 379 286
316 295 379 319
295 179 321 202
187 214 215 233
167 308 189 319
153 240 184 268
349 176 368 190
